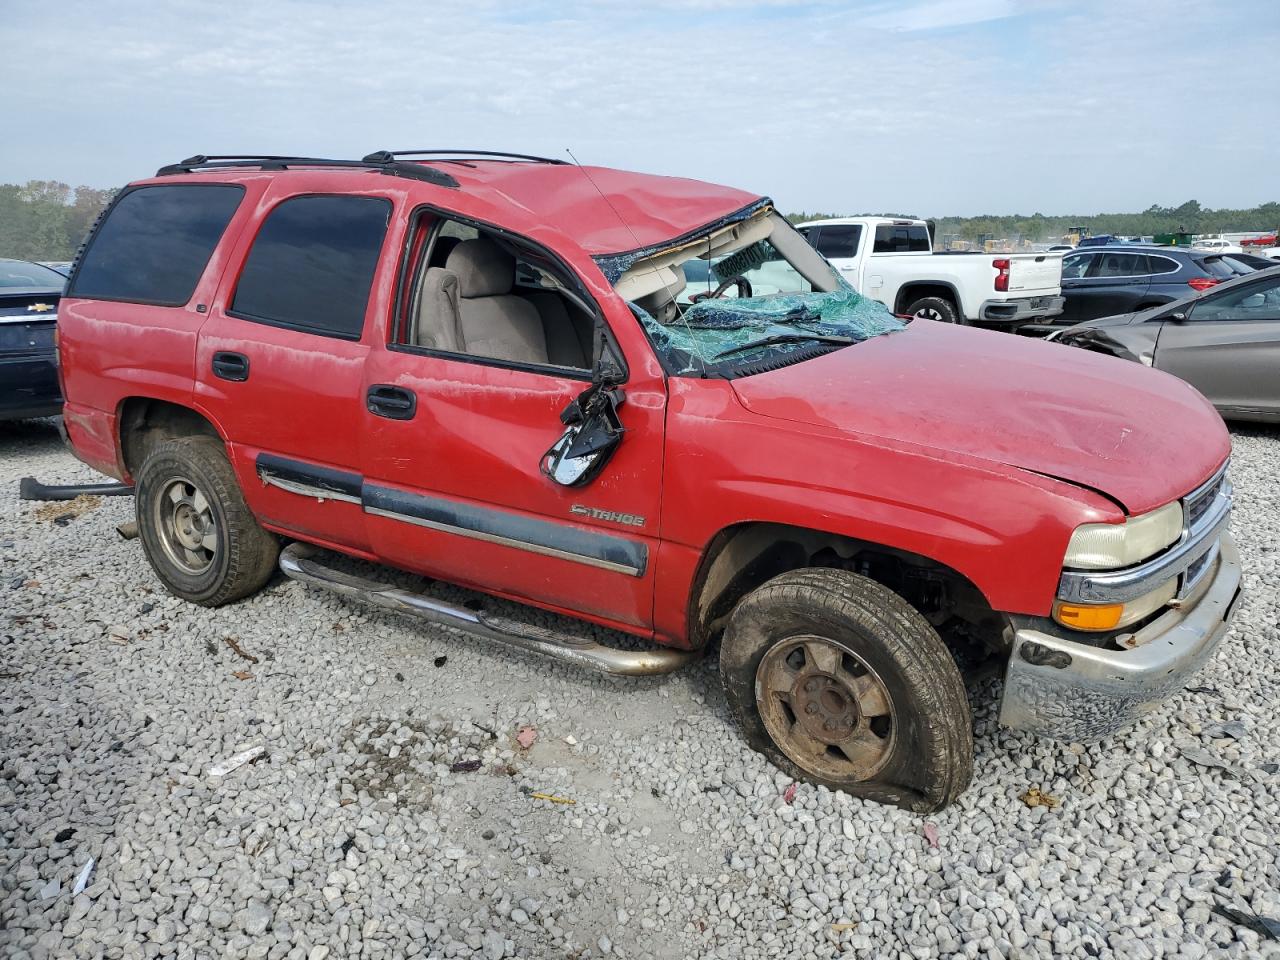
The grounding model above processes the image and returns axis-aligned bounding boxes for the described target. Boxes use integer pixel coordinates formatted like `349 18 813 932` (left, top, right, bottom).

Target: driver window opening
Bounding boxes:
400 216 595 371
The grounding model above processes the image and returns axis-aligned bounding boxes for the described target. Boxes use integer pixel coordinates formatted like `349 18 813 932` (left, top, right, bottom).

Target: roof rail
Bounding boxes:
155 154 459 188
369 149 568 165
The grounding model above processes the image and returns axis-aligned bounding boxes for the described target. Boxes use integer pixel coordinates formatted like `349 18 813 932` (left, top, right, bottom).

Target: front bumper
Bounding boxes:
999 535 1242 742
979 295 1065 324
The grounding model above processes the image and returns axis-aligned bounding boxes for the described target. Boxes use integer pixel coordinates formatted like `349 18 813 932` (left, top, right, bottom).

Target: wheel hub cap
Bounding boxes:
791 672 859 744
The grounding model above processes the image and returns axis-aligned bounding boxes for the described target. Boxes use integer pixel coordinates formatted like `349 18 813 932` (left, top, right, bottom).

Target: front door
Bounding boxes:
1069 251 1150 321
1155 273 1280 418
360 214 666 632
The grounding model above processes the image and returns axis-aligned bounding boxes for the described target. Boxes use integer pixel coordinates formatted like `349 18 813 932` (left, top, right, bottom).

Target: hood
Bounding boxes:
730 321 1230 515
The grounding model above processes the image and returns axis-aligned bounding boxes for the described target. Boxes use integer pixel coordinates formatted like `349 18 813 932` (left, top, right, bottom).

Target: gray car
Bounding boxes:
1054 265 1280 423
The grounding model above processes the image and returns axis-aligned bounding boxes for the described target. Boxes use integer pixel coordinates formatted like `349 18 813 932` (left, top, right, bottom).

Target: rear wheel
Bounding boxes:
904 295 962 325
720 568 973 812
135 435 278 606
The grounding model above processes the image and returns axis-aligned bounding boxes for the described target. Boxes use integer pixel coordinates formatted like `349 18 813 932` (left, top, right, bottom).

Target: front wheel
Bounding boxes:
135 435 278 606
720 568 973 812
904 295 962 325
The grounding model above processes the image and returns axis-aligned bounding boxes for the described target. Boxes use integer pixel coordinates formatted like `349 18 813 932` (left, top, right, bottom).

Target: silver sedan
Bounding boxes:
1054 265 1280 423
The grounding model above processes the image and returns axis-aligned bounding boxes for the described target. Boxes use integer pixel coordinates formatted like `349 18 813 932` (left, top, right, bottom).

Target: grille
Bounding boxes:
1184 548 1213 592
1185 473 1224 529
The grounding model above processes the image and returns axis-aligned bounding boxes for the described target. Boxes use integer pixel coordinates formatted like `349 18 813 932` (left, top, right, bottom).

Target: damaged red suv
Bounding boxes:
57 151 1240 810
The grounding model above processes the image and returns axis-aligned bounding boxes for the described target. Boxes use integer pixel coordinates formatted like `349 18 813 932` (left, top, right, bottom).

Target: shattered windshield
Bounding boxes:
606 209 903 376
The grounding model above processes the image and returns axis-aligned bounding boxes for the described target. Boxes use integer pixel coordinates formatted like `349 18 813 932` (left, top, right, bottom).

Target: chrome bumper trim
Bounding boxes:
1000 535 1242 742
1057 483 1232 604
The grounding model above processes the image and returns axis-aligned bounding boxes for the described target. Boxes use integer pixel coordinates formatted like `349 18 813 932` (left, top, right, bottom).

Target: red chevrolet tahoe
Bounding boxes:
57 151 1241 811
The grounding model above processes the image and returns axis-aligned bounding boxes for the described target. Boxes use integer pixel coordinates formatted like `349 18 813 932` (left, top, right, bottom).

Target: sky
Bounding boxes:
4 0 1278 217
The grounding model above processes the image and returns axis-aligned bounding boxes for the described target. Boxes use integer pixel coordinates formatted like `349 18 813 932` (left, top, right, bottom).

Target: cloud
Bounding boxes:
862 0 1018 32
0 0 1276 216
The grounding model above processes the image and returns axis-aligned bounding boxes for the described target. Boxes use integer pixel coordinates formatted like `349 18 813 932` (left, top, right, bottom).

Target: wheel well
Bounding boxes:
690 522 1006 665
895 284 957 314
119 398 222 478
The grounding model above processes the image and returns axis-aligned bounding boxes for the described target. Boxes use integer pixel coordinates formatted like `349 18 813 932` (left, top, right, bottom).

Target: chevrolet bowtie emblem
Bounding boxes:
27 303 54 313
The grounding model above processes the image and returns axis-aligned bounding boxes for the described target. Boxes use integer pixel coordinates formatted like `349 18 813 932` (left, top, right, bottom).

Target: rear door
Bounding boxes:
196 189 394 551
1155 272 1280 418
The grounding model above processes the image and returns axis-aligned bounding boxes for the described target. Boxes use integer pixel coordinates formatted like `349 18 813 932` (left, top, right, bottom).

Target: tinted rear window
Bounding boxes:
873 223 930 253
69 184 244 305
230 195 390 340
812 224 862 259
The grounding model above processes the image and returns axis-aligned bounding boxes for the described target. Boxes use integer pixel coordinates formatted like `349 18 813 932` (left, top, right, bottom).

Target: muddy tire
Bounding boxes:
135 435 278 606
904 295 962 324
720 568 972 812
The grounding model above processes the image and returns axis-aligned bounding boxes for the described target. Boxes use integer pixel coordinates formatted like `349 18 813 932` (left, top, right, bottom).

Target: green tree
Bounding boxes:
0 181 116 261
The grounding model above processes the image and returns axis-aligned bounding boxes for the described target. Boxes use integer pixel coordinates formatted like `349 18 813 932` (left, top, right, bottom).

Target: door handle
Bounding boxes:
211 351 249 382
367 384 417 420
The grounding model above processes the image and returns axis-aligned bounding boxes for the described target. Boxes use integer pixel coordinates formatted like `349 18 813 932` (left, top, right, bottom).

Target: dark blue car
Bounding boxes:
1 258 65 421
1056 245 1258 324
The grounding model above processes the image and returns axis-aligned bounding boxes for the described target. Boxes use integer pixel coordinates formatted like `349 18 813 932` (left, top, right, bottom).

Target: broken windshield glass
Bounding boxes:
610 209 903 375
632 288 904 375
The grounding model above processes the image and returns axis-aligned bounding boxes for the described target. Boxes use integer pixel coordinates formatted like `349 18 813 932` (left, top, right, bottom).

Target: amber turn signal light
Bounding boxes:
1053 601 1124 632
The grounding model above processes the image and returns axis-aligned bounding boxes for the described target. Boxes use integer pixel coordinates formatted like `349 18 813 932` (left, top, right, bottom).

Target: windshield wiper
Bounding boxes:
713 333 856 360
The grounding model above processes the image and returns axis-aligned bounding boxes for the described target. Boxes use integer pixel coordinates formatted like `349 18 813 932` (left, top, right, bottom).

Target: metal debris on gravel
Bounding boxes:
2 417 1279 958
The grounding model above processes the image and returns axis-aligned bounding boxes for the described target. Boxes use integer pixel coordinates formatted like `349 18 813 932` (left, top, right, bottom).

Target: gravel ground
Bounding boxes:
2 417 1278 960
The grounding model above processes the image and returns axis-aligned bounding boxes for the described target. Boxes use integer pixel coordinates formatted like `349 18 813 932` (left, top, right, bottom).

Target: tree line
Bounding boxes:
3 180 1278 263
0 182 118 262
788 199 1280 243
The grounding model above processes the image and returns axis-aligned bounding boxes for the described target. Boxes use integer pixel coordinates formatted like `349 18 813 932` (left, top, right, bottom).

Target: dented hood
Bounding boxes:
730 321 1230 515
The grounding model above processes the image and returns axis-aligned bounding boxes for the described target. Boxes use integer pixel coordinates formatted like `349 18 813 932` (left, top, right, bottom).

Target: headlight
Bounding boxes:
1063 501 1182 571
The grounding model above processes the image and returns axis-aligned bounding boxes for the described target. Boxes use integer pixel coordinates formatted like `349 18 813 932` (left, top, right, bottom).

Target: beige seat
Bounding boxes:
436 239 548 364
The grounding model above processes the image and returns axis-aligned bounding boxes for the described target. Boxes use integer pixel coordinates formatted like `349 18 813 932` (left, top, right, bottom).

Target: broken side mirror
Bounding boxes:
1167 311 1187 323
591 321 626 386
540 382 626 488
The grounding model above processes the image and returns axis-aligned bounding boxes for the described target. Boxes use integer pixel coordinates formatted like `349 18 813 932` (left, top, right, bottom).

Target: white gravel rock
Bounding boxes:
1 417 1278 959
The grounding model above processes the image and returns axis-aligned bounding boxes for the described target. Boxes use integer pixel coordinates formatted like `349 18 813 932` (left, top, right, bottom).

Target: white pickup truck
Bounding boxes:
796 217 1065 327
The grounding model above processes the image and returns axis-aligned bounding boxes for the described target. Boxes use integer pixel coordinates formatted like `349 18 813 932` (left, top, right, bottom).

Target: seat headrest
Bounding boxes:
446 239 515 298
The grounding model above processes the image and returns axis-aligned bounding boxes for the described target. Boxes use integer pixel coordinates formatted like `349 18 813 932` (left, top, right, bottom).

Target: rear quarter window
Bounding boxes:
229 195 391 340
68 184 244 305
1200 256 1239 280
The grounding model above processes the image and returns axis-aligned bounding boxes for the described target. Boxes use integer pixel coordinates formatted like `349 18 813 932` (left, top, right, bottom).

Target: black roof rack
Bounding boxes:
155 154 459 188
369 149 568 165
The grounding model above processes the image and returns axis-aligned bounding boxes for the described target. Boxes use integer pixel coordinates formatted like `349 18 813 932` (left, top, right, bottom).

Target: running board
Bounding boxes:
278 542 699 676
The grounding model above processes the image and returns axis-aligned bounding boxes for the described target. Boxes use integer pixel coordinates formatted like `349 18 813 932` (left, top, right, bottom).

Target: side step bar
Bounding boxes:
278 542 699 677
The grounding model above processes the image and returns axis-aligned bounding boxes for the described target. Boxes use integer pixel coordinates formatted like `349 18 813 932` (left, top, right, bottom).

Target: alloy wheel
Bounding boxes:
153 475 218 575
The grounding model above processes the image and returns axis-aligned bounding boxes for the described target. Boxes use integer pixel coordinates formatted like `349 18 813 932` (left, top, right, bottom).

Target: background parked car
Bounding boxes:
1191 238 1243 254
1 258 65 421
1055 245 1261 325
795 217 1064 327
1055 266 1280 422
37 261 73 277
